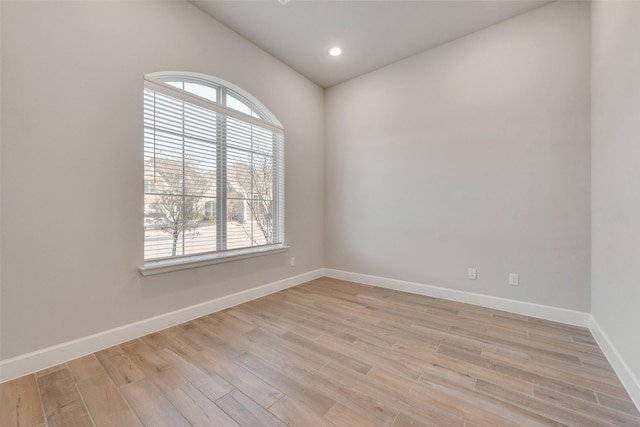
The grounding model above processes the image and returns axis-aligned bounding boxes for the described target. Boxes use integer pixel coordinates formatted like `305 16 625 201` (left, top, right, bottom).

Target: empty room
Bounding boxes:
1 0 639 425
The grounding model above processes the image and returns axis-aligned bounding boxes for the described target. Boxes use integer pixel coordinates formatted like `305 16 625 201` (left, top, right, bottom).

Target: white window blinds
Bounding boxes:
143 78 284 263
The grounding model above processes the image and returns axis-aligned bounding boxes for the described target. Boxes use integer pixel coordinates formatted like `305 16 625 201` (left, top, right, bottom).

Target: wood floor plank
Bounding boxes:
36 365 94 427
323 402 386 427
268 395 336 427
234 351 336 418
225 308 288 336
199 318 329 374
174 319 240 359
240 327 329 370
2 277 638 427
418 359 477 391
475 379 615 427
165 383 239 427
533 385 640 426
0 374 45 427
416 349 535 396
391 411 425 427
188 349 284 408
438 343 600 403
216 389 287 427
497 357 627 401
119 378 191 427
120 338 220 401
263 312 327 340
278 331 373 374
596 392 640 417
67 355 142 427
391 410 465 427
160 325 208 357
156 348 234 401
318 313 400 347
95 345 145 388
138 331 177 352
353 333 428 377
34 364 66 379
283 358 398 426
317 360 446 426
369 366 547 427
316 334 423 381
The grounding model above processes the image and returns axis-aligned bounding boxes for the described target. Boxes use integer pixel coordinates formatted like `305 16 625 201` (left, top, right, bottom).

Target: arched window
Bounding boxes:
142 72 284 271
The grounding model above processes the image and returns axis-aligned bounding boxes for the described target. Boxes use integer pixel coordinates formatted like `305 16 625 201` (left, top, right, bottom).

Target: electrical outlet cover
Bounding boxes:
509 273 519 286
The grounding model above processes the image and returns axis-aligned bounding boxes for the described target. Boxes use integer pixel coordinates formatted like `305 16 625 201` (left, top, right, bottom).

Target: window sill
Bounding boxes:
139 245 289 276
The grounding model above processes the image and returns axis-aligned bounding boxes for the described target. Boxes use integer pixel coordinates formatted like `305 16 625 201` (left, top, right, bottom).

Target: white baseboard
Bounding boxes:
590 316 640 410
0 269 325 383
324 269 590 327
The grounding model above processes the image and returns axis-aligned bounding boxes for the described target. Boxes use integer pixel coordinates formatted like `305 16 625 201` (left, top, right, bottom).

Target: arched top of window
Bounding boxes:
146 71 282 128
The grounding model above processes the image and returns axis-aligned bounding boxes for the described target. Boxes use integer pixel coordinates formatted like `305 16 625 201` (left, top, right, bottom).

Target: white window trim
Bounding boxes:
140 244 289 276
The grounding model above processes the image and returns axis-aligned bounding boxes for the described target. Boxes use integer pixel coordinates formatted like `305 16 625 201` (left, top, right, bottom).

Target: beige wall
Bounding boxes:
591 0 640 395
0 0 325 359
325 1 591 311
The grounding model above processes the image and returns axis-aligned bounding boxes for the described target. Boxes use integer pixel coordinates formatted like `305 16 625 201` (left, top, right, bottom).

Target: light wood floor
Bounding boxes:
2 278 639 427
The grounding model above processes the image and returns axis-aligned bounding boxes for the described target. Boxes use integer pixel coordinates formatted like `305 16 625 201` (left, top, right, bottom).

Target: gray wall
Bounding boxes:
0 1 325 359
325 1 591 311
591 0 640 392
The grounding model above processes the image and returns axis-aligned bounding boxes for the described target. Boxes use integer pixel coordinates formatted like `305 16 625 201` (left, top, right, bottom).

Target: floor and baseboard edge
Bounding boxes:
324 269 591 328
589 316 640 411
5 267 638 415
324 269 640 410
0 268 325 383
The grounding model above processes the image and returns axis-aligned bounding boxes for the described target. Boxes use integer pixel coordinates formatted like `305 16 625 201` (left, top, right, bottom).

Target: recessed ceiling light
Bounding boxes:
328 47 342 57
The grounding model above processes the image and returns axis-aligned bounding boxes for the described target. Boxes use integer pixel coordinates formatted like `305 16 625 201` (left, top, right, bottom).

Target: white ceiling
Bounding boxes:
192 0 553 88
